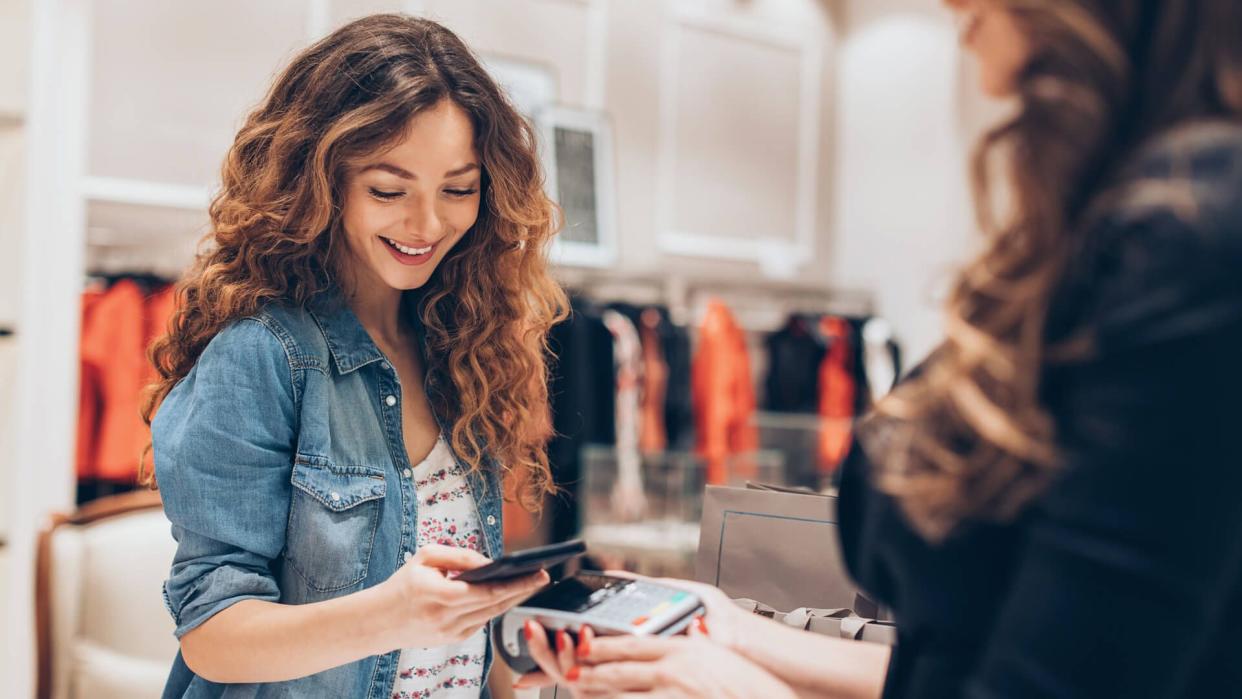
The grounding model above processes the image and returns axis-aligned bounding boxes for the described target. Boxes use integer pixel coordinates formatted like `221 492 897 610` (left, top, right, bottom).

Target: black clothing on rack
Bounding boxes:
546 296 616 541
764 315 827 413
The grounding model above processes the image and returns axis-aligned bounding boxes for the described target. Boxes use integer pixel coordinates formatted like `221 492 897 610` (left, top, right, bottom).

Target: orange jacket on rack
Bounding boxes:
77 281 180 482
817 316 855 474
693 300 758 484
79 280 147 481
76 287 106 480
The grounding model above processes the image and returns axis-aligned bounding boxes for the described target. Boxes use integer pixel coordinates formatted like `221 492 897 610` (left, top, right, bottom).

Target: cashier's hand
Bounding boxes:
517 619 797 699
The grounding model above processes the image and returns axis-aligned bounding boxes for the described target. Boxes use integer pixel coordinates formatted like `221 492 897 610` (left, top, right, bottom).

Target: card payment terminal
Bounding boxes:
494 571 705 674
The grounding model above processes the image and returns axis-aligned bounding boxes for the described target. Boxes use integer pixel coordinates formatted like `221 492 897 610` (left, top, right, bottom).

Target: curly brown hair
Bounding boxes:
867 0 1242 541
141 14 569 507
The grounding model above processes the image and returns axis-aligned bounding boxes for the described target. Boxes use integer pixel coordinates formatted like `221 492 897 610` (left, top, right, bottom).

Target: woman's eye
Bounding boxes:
445 188 478 198
368 187 404 201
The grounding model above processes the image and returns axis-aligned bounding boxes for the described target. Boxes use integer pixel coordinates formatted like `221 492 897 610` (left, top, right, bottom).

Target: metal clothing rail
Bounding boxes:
556 267 876 330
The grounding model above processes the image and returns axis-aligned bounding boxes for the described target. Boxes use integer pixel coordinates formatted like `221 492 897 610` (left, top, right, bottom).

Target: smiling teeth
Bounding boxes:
385 238 432 255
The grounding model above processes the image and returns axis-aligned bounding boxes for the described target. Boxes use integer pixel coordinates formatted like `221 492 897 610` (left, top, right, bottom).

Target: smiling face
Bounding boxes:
339 98 482 295
946 0 1033 97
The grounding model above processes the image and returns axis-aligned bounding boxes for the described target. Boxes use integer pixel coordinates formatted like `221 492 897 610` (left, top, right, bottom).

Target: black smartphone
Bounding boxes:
455 539 587 584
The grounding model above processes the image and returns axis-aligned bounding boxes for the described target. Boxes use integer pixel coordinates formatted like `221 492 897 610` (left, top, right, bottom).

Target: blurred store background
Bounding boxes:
0 0 999 696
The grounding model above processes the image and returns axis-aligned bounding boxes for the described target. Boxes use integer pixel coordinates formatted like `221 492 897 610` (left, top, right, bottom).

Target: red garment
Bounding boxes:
80 280 147 481
817 317 855 474
140 284 178 476
144 284 177 381
76 288 106 479
692 300 758 484
77 281 180 483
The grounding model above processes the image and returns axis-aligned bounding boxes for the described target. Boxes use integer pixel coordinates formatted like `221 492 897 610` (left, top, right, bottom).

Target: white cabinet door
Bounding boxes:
87 0 312 187
656 5 830 271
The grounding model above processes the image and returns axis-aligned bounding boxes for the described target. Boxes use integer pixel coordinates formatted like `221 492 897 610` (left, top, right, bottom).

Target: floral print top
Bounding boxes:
392 436 488 699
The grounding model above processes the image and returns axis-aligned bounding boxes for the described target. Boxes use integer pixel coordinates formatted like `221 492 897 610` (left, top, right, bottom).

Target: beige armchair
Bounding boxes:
36 489 178 699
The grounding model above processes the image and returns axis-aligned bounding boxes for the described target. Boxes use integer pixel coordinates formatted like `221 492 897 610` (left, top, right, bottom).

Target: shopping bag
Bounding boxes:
695 484 864 614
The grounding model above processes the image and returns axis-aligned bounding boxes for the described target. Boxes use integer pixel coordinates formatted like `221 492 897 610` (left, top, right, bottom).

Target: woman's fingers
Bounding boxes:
601 569 643 581
525 620 569 684
414 543 492 571
444 569 549 610
450 585 544 635
512 670 556 690
577 625 596 661
570 661 665 693
686 613 708 638
578 635 675 664
555 627 577 676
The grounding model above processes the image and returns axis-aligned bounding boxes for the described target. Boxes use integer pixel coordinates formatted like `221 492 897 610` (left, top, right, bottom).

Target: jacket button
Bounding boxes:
403 468 413 478
372 485 383 495
330 492 341 502
381 361 391 371
486 515 497 526
385 395 397 407
404 551 413 563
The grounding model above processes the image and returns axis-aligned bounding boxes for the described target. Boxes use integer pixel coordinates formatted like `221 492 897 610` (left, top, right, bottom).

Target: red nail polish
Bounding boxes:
556 629 568 653
523 622 534 642
576 627 591 658
566 666 581 682
696 617 710 636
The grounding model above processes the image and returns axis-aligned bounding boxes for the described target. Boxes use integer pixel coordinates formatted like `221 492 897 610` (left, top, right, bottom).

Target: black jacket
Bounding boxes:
838 122 1242 698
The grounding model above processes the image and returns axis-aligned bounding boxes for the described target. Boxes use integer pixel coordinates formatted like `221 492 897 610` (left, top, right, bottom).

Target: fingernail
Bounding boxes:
576 626 591 658
556 629 569 653
523 621 534 642
696 616 710 636
566 666 581 682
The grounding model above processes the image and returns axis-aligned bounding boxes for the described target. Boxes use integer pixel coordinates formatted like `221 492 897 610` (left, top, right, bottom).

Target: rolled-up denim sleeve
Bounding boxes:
153 318 298 639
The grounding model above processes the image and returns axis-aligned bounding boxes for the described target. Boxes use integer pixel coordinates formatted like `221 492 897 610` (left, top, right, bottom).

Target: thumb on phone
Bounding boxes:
413 544 491 572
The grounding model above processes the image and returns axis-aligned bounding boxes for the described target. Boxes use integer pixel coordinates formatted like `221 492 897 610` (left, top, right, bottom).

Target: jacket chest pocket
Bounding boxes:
286 456 387 592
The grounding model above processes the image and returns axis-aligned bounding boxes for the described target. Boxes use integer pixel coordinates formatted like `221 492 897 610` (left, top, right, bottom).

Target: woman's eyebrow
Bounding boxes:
357 162 415 179
356 162 480 179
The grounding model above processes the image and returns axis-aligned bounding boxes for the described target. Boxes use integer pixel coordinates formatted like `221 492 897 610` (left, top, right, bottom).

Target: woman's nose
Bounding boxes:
404 197 444 242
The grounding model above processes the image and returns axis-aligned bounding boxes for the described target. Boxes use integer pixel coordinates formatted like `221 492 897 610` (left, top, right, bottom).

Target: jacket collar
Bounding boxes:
308 287 428 375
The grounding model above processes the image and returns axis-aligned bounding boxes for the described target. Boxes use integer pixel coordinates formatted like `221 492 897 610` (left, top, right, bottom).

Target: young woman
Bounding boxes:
144 14 568 698
527 1 1242 697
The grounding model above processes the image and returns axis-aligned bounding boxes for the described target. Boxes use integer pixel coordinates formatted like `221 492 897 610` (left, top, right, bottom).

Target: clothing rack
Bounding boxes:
84 270 177 289
85 243 190 283
556 268 875 331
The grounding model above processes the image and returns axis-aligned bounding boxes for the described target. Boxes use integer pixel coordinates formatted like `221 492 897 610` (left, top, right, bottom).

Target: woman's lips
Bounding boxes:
380 235 437 266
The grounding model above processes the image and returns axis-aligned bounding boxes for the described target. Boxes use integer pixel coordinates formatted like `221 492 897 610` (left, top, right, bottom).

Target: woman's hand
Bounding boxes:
518 619 797 699
578 635 798 699
381 544 548 649
513 620 597 692
512 574 762 692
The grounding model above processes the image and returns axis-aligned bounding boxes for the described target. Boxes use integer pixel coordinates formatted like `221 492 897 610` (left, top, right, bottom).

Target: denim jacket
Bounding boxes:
153 289 505 698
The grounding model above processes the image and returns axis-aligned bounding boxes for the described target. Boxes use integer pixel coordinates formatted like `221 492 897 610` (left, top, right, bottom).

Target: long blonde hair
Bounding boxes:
867 0 1242 540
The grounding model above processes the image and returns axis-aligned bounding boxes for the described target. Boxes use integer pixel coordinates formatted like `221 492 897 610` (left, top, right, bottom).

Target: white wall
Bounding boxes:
827 0 978 363
0 0 28 685
0 0 28 118
1 0 28 327
0 0 28 545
